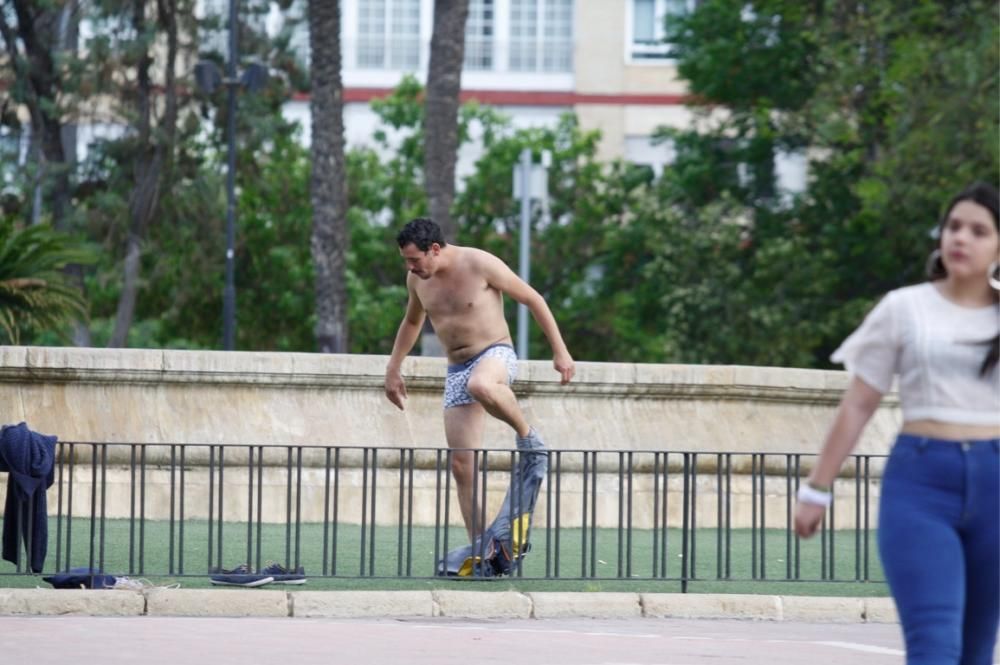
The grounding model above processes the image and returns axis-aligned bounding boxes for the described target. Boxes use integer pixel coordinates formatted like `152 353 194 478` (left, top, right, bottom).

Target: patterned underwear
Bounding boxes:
443 343 518 409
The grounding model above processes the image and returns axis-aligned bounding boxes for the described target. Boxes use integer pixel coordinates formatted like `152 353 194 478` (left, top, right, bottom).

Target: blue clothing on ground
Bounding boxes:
878 434 1000 665
43 567 116 589
0 422 57 573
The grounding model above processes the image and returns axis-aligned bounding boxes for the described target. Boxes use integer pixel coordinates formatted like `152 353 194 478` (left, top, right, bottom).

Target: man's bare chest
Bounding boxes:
417 279 499 318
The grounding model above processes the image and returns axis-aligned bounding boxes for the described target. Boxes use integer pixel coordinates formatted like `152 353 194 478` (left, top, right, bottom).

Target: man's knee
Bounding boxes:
467 376 503 404
450 451 475 484
466 375 491 403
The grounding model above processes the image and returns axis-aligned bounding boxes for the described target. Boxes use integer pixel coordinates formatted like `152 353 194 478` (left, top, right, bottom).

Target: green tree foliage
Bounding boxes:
142 79 634 357
70 0 308 349
10 2 994 369
456 114 645 361
0 219 95 343
647 0 1000 366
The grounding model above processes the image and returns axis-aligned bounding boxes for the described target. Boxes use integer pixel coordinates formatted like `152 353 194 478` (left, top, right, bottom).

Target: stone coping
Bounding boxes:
0 588 897 623
0 345 898 405
1 345 902 456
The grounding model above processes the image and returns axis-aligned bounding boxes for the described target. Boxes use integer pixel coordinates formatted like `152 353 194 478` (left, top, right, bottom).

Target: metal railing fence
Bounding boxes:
0 442 886 589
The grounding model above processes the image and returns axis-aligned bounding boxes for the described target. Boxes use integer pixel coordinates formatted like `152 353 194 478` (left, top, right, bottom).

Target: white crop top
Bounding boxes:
831 282 1000 426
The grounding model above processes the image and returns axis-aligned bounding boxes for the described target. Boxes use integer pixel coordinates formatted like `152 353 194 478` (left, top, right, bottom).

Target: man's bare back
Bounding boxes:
408 246 513 363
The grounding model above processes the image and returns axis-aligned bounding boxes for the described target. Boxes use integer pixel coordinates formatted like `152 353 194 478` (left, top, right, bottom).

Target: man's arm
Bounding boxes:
385 279 426 410
480 251 575 384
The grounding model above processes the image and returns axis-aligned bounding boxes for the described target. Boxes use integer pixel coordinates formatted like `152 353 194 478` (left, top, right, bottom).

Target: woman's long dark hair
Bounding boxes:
928 182 999 376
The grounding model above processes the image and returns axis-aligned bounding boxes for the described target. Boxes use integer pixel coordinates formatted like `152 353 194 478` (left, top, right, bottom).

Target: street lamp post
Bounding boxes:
517 148 532 360
194 1 267 351
222 0 238 351
513 149 550 360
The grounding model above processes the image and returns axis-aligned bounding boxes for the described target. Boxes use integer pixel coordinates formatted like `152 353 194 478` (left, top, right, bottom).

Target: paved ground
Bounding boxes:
0 615 906 664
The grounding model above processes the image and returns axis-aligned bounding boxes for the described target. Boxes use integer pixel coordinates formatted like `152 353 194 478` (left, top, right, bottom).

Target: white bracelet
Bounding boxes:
797 483 833 507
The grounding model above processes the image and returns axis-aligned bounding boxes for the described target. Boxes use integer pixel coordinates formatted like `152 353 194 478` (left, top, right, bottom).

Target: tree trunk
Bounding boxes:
4 2 69 227
424 0 469 242
109 0 179 347
309 0 349 353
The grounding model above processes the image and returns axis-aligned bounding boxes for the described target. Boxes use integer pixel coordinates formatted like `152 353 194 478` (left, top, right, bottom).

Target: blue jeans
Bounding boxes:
879 434 1000 665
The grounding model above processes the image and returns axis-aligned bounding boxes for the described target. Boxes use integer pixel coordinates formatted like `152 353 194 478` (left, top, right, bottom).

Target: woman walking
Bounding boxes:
795 183 1000 665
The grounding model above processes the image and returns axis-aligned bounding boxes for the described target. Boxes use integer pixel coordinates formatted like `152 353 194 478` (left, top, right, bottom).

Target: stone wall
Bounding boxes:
0 346 901 529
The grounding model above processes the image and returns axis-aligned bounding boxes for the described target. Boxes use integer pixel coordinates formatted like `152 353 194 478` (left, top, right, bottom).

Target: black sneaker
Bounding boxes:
260 562 307 585
209 563 274 588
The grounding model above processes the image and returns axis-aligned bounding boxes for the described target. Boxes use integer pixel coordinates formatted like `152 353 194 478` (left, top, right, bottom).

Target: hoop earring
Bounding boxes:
925 249 945 279
989 260 1000 291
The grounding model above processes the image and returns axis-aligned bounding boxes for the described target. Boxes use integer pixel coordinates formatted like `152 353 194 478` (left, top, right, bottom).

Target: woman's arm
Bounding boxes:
794 376 884 537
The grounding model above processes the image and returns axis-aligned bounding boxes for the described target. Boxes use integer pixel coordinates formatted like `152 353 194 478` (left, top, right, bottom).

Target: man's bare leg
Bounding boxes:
466 358 531 438
443 403 486 543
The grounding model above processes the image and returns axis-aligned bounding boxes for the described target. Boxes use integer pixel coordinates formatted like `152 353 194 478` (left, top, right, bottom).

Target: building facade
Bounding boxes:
3 2 805 196
279 0 692 177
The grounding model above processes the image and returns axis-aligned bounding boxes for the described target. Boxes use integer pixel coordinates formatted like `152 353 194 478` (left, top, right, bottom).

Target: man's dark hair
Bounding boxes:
397 218 447 251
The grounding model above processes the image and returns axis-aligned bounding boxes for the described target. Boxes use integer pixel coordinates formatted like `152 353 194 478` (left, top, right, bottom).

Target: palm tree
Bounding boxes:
424 0 470 242
0 221 93 344
416 0 470 356
309 0 349 353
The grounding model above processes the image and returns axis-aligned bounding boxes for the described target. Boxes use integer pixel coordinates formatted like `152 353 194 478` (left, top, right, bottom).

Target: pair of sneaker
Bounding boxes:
209 562 306 587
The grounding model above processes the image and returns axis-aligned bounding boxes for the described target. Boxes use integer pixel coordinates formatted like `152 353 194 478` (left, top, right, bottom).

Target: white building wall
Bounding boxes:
283 98 566 185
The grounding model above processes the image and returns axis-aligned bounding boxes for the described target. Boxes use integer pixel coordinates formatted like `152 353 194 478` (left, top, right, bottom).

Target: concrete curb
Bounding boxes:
529 592 642 619
433 590 532 619
641 593 782 620
145 588 288 617
0 588 145 616
294 591 435 618
0 589 898 623
781 594 865 622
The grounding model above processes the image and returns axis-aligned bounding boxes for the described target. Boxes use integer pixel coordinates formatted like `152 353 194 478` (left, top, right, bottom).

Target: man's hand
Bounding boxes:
554 351 575 385
384 368 408 410
793 501 826 539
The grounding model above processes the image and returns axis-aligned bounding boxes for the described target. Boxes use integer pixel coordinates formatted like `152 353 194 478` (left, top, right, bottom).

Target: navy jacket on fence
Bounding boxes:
0 422 57 573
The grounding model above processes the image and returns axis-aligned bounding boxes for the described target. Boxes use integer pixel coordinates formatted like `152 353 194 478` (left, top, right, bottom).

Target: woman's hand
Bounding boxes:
794 501 827 538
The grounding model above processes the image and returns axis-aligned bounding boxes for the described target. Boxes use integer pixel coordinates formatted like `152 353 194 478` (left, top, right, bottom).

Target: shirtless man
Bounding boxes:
384 217 575 542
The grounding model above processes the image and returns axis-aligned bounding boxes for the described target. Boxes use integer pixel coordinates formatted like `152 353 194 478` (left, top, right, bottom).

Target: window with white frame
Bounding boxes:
629 0 694 61
625 135 676 178
509 0 572 73
465 0 494 70
357 0 421 70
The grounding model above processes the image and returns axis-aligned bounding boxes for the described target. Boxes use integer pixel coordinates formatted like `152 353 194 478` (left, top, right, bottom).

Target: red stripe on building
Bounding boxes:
292 88 687 106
